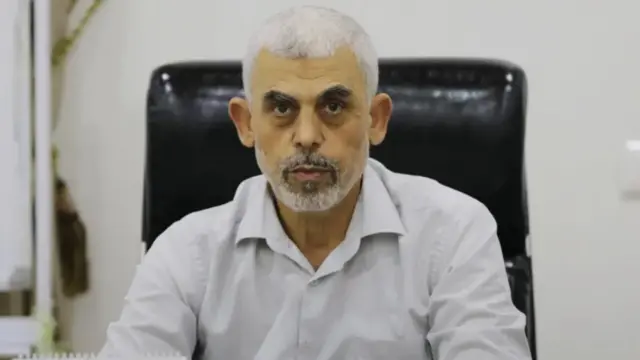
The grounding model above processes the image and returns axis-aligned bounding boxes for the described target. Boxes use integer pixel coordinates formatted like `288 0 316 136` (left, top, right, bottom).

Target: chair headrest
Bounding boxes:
144 59 528 257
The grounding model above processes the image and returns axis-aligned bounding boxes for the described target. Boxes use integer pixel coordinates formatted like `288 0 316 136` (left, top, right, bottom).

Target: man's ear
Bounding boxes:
228 97 255 148
368 93 393 146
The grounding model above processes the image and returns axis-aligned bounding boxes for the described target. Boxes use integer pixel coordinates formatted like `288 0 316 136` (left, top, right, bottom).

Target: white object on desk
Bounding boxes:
619 139 640 200
0 317 38 357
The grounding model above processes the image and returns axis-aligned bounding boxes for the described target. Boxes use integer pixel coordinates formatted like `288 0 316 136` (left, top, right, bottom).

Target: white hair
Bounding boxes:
242 6 379 102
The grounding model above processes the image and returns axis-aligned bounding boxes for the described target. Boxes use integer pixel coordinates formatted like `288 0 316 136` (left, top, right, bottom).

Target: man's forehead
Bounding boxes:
250 48 367 101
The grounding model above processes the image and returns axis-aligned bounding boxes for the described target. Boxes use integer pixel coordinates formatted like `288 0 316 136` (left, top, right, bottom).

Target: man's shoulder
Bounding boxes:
151 175 263 256
369 159 493 227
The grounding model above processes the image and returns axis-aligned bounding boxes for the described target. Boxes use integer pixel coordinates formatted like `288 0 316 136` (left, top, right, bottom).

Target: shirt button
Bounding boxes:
309 279 320 287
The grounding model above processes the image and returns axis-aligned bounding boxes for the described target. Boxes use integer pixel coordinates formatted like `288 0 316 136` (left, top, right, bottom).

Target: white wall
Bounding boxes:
55 0 640 358
0 0 33 291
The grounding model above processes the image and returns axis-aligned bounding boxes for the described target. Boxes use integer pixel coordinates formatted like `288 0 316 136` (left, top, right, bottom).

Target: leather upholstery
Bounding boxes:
144 62 250 248
144 59 529 256
144 59 535 355
374 60 528 258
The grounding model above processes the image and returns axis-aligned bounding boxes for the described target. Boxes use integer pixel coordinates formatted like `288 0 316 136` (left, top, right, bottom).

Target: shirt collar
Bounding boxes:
234 159 407 244
359 159 407 238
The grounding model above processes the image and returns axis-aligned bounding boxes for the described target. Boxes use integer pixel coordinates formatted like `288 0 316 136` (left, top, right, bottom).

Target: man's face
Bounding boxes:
229 47 391 212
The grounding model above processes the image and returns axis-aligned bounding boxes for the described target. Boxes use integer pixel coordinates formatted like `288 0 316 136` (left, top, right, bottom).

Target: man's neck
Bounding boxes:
274 180 362 252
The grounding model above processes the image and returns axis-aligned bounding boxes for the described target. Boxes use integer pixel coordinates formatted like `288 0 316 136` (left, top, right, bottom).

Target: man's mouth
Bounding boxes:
289 166 330 181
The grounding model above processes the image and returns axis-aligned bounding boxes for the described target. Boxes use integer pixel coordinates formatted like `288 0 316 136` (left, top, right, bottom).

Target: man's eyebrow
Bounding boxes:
263 90 298 104
317 85 353 100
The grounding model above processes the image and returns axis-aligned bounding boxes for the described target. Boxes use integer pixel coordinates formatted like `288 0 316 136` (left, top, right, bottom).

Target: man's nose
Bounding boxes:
292 111 323 150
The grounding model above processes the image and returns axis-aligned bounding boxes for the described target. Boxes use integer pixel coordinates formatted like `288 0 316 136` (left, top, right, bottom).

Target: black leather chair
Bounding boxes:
144 59 536 358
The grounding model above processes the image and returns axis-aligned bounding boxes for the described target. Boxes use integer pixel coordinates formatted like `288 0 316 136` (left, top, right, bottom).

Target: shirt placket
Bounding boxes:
296 275 325 359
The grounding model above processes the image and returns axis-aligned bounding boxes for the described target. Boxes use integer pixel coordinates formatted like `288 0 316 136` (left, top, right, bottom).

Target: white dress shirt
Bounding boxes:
101 159 531 360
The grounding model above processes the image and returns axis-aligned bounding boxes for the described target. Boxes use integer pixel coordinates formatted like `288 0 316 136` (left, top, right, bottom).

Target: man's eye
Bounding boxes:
273 104 292 116
324 102 343 115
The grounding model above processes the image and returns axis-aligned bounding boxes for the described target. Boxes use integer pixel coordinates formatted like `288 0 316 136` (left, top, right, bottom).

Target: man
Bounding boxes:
102 5 531 360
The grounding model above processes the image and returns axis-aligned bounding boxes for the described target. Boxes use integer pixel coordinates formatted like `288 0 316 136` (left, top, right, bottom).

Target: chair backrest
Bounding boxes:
144 59 529 259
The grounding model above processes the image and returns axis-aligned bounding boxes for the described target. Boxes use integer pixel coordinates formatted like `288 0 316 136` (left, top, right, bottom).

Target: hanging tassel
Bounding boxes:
54 174 89 297
50 0 104 298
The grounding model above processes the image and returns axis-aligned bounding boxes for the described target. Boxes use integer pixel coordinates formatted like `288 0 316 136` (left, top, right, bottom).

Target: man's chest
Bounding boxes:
197 242 431 360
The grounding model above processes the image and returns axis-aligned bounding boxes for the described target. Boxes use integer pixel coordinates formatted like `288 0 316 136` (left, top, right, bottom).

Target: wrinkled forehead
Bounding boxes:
250 47 368 104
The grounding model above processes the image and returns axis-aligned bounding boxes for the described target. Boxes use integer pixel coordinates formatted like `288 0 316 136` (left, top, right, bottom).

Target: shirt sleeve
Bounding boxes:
100 223 202 358
426 203 532 360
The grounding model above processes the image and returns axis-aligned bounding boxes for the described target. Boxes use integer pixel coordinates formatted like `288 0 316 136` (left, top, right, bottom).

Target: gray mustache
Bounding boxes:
280 153 339 172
